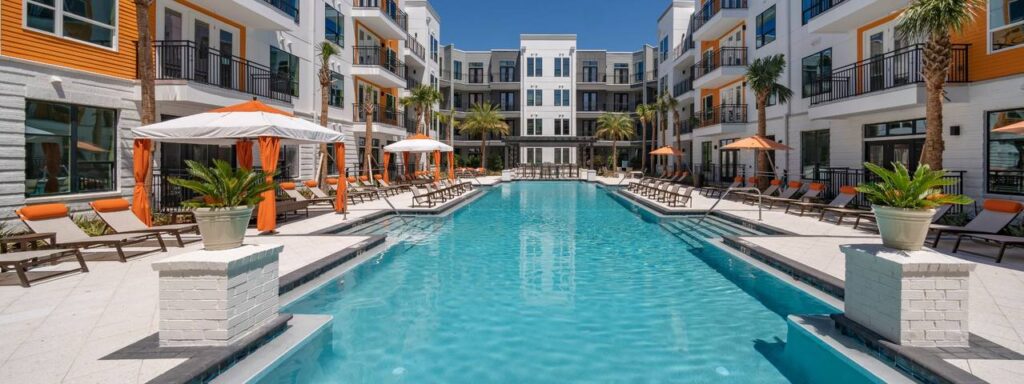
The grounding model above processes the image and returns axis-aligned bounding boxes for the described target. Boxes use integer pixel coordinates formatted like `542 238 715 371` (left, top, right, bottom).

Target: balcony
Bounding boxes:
673 77 694 98
808 45 969 120
352 0 408 40
352 103 408 136
692 0 748 41
188 0 297 30
692 47 747 88
695 104 747 137
404 38 426 68
633 71 657 84
152 40 292 104
352 46 407 88
803 0 908 34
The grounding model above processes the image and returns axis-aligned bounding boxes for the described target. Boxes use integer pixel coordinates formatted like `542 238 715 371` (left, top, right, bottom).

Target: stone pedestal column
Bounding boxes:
501 169 511 181
586 169 596 182
842 244 975 347
152 244 283 347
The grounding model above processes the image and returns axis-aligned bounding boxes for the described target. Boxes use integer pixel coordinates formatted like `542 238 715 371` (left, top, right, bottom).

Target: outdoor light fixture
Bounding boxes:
951 125 961 136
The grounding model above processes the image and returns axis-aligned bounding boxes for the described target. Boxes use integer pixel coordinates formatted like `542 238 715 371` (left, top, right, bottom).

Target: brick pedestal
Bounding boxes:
842 244 975 347
152 244 283 347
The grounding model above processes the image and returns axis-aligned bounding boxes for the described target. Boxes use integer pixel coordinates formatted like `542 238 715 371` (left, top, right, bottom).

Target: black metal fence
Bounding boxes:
262 0 299 22
673 76 693 97
810 44 969 105
404 38 426 61
698 104 747 127
515 164 580 179
354 46 407 79
152 40 292 102
693 47 748 79
151 168 296 213
353 0 408 31
352 103 404 127
801 0 846 24
694 0 748 32
805 166 967 212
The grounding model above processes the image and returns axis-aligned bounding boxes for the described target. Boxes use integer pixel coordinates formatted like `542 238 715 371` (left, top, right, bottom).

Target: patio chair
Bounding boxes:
760 181 809 209
347 176 383 198
703 176 743 198
666 186 694 207
282 182 333 206
16 203 166 262
657 185 680 203
378 178 411 193
952 233 1024 263
930 199 1024 248
844 204 952 229
411 187 436 208
89 198 199 247
0 247 88 287
737 179 781 205
786 185 856 216
326 177 376 203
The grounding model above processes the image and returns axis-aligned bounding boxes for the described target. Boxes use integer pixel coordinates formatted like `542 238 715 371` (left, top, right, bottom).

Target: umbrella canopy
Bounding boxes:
649 146 685 156
993 120 1024 134
721 135 793 151
131 100 345 145
383 133 454 153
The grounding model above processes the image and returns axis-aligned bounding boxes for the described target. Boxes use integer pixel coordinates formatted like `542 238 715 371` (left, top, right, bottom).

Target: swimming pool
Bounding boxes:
258 182 872 383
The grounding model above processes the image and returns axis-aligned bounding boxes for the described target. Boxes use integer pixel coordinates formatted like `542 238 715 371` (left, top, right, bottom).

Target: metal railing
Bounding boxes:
353 0 408 32
514 164 580 179
694 0 748 32
633 71 658 83
353 45 407 79
404 38 425 60
152 168 294 213
673 77 693 97
578 72 606 83
698 104 747 127
806 166 966 212
492 72 519 83
578 103 636 113
989 170 1024 196
352 103 404 127
151 40 292 102
261 0 299 22
693 47 748 79
801 0 847 24
809 44 970 105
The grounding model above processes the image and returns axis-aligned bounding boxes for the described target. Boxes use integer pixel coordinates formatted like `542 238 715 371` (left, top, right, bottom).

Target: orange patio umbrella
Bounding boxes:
721 135 792 179
649 146 685 156
993 120 1024 134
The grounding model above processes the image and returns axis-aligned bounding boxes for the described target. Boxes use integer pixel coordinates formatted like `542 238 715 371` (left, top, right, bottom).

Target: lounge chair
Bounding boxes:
378 178 411 193
325 177 376 203
347 176 385 197
787 185 856 216
89 199 199 247
703 176 743 198
282 182 333 206
930 199 1023 247
845 204 952 229
16 203 166 262
737 179 781 204
666 186 694 207
411 187 436 207
0 248 88 287
952 233 1024 263
760 181 806 209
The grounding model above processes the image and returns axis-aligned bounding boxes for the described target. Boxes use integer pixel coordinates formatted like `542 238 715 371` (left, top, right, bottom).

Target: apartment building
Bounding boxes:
1 0 438 215
439 35 659 168
659 0 1024 201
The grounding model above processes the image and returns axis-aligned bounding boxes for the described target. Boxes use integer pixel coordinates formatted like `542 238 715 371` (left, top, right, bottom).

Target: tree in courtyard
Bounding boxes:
460 103 509 171
596 113 635 172
745 54 793 184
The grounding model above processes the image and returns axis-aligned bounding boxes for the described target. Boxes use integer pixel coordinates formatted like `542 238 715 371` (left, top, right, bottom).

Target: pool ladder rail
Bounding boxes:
697 187 763 224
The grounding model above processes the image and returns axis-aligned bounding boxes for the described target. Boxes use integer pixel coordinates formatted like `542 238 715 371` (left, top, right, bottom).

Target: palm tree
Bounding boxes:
746 54 793 183
596 113 635 172
135 0 155 211
635 104 654 173
436 111 459 169
652 95 667 171
663 95 680 169
460 103 509 170
316 42 340 184
896 0 982 170
400 84 442 135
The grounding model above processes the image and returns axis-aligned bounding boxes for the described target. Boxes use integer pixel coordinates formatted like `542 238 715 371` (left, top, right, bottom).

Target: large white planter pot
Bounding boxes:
192 206 253 251
872 205 936 251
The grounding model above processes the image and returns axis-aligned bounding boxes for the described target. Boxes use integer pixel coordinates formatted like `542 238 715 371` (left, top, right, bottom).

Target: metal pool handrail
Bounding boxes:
697 187 762 224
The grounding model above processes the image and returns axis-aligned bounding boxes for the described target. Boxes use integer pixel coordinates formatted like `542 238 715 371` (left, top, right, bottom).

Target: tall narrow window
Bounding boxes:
24 100 118 197
800 129 830 177
468 62 484 83
660 36 669 61
329 72 344 107
26 0 118 48
801 48 832 98
536 58 543 76
561 89 570 107
453 60 463 80
325 4 344 46
527 58 535 77
756 5 776 48
271 46 300 97
988 108 1024 195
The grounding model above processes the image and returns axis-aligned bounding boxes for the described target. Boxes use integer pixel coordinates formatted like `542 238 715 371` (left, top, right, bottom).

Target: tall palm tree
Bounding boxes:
460 103 509 170
746 54 793 183
652 95 667 171
663 95 680 169
596 113 635 172
436 111 459 168
317 42 340 184
635 104 654 173
135 0 155 210
400 84 442 135
896 0 982 170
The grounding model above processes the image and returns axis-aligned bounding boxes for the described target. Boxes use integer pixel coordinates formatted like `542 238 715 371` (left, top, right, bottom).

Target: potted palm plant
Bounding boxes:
857 162 972 251
169 159 277 250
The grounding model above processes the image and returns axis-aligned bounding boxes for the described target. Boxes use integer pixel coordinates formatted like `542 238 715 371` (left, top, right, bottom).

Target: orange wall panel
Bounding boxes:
1 0 139 79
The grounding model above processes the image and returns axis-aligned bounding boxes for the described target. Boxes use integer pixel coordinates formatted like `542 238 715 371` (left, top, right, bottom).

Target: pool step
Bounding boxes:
661 216 763 245
342 216 447 244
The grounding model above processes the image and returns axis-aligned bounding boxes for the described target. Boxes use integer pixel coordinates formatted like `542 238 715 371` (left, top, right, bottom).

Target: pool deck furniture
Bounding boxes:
665 186 694 207
848 204 953 229
930 199 1023 248
953 233 1024 263
702 177 743 198
281 182 333 207
89 199 199 247
738 180 781 204
16 203 167 262
411 187 437 207
0 232 88 287
786 186 857 216
760 182 807 210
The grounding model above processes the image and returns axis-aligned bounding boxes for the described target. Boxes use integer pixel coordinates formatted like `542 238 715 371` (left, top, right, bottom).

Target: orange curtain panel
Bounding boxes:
334 142 346 213
433 150 441 182
382 152 391 183
257 136 281 232
402 152 410 176
447 152 455 180
132 139 153 226
236 139 253 169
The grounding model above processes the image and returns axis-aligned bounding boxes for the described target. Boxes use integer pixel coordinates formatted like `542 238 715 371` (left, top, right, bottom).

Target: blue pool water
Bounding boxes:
258 182 865 383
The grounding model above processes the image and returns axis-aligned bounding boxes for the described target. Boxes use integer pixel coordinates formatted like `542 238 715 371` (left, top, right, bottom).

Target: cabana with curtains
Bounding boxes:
382 134 454 182
131 100 347 233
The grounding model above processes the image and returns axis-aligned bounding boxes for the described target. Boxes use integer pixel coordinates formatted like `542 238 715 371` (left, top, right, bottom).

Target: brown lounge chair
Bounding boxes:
17 203 166 262
930 199 1023 248
843 204 951 229
324 177 375 203
89 199 199 247
760 181 808 209
737 179 782 204
787 185 857 216
703 176 743 198
1 232 88 287
953 234 1024 263
411 187 436 207
282 182 333 206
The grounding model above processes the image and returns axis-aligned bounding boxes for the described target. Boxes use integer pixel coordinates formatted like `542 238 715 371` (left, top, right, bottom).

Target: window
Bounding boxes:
329 72 344 107
800 129 830 177
864 118 926 138
527 58 535 77
700 141 713 166
581 92 598 111
527 89 543 106
499 60 517 82
525 147 542 164
24 100 117 197
527 57 543 77
453 61 463 80
634 61 645 82
499 92 516 111
554 90 570 107
26 0 117 48
554 119 570 135
582 60 599 82
756 6 776 48
526 119 543 135
468 62 484 83
468 93 484 107
554 148 571 164
613 63 629 84
325 4 344 46
990 1 1024 51
801 48 832 98
553 57 570 77
988 108 1024 195
430 34 438 62
580 120 597 136
660 36 669 61
270 46 299 97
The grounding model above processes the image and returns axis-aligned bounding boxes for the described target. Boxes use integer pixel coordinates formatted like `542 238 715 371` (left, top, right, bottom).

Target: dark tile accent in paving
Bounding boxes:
721 235 847 300
277 235 387 295
102 314 292 384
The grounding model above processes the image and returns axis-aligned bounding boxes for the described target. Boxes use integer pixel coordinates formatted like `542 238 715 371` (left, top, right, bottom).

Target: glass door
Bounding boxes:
161 10 182 77
218 30 233 88
719 138 738 182
194 20 210 83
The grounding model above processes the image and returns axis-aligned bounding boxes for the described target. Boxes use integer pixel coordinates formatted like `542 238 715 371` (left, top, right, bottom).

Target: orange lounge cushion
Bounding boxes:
788 181 803 189
733 176 743 182
280 182 297 190
91 198 130 213
770 179 783 185
347 176 357 183
304 180 318 187
809 183 825 191
359 176 369 181
18 203 69 221
747 177 758 183
984 199 1024 213
839 186 858 195
374 175 383 179
325 178 338 185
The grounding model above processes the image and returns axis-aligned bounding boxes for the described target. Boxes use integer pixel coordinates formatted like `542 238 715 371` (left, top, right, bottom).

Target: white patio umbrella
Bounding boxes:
382 134 454 182
132 102 345 144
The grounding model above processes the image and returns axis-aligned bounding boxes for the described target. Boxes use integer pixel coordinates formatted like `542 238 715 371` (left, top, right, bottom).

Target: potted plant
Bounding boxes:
170 159 277 250
857 162 972 251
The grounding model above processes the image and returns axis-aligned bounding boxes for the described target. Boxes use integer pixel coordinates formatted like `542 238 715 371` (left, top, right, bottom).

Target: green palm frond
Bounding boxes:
169 159 277 209
896 0 983 42
856 162 972 209
596 113 634 141
746 54 793 107
459 102 509 138
635 104 654 124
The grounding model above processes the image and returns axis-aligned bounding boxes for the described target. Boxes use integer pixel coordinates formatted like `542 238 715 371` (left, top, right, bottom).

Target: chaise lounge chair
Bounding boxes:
760 181 807 209
930 199 1023 248
952 233 1024 263
0 232 89 287
17 203 166 262
282 182 333 206
737 179 781 205
89 198 199 247
787 185 857 216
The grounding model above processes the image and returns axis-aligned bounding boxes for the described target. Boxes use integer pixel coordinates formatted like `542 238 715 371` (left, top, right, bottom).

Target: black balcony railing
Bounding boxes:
151 40 292 103
693 47 748 79
633 71 657 83
405 75 421 89
698 104 747 127
354 0 408 32
694 0 748 32
809 44 969 105
404 38 426 61
806 166 966 212
801 0 847 25
492 72 519 83
261 0 299 22
578 72 605 83
152 168 295 213
353 45 407 79
673 77 693 97
352 103 404 127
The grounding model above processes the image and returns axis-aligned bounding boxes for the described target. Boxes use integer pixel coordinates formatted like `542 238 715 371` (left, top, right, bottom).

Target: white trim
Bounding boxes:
22 0 119 52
